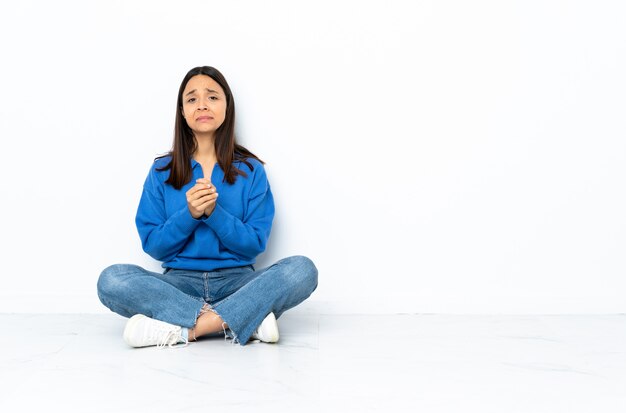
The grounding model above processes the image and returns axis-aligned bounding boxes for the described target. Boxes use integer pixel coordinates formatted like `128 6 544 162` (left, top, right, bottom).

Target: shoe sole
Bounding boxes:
257 312 279 343
123 314 147 347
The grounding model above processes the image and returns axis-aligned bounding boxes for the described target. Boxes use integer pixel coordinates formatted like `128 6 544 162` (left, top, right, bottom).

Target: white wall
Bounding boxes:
0 0 624 314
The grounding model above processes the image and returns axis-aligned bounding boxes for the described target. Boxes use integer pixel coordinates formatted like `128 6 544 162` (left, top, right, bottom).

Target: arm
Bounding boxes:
135 167 201 262
201 166 275 260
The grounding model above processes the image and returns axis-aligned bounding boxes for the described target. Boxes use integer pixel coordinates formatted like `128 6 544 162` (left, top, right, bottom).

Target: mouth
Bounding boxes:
196 116 214 122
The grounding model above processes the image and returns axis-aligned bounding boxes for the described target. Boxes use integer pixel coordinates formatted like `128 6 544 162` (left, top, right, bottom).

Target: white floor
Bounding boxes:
2 312 626 412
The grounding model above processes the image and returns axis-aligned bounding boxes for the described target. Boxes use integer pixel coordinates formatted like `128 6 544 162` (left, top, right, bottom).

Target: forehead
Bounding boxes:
183 75 224 94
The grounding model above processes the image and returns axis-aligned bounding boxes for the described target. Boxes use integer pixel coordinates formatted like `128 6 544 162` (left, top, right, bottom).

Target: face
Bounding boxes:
181 75 227 138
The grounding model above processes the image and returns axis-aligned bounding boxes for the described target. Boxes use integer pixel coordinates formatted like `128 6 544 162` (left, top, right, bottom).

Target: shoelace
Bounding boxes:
154 327 188 349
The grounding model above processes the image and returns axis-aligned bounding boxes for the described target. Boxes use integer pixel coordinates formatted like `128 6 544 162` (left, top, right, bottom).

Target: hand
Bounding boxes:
185 178 219 219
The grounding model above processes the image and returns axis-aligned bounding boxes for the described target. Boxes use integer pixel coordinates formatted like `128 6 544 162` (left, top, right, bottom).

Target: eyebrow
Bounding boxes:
185 88 220 96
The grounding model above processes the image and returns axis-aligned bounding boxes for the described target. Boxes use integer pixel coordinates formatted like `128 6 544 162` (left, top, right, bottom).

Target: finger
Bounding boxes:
195 197 217 212
192 192 218 207
197 192 218 203
187 185 207 197
194 182 212 192
192 178 213 189
190 184 212 196
196 178 212 187
194 194 218 208
189 188 213 201
198 199 216 211
192 193 213 206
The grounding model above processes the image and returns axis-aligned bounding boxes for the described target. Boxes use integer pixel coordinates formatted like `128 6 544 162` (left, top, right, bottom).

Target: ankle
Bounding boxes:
188 327 197 342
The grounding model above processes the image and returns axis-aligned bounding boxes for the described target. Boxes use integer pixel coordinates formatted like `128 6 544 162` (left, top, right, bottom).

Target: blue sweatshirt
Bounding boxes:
135 155 275 271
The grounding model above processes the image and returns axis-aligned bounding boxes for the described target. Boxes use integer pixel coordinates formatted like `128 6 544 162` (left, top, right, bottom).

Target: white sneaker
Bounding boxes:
123 314 188 348
251 312 279 343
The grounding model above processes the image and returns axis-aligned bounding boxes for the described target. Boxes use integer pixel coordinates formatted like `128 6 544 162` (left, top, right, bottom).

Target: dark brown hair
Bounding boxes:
156 66 264 189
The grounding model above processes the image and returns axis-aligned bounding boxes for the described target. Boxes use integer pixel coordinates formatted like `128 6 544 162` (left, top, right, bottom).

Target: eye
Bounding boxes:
186 97 196 103
210 96 219 101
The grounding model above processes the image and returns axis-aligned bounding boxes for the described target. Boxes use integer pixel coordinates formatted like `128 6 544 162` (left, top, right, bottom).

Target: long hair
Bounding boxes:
156 66 263 189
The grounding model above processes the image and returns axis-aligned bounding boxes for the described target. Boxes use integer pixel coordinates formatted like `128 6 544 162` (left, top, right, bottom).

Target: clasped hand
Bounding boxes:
186 177 219 219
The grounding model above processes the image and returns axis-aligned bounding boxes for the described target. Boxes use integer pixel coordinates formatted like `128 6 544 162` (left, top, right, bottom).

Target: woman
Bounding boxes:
97 66 318 348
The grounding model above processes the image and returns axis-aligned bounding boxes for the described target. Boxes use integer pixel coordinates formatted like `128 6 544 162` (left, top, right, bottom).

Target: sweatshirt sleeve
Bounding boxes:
201 164 275 260
135 165 201 262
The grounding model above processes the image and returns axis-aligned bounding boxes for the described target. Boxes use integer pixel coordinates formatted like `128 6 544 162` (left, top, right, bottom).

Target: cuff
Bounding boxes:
173 206 202 234
201 203 232 238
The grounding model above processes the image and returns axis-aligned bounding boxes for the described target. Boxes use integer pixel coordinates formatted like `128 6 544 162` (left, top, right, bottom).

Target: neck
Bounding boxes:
193 133 216 160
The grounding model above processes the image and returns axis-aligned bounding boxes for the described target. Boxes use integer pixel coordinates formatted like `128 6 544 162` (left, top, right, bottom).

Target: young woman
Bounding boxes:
97 66 318 348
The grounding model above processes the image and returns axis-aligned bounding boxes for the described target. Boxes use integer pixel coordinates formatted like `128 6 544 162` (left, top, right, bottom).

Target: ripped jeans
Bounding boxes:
97 255 318 345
